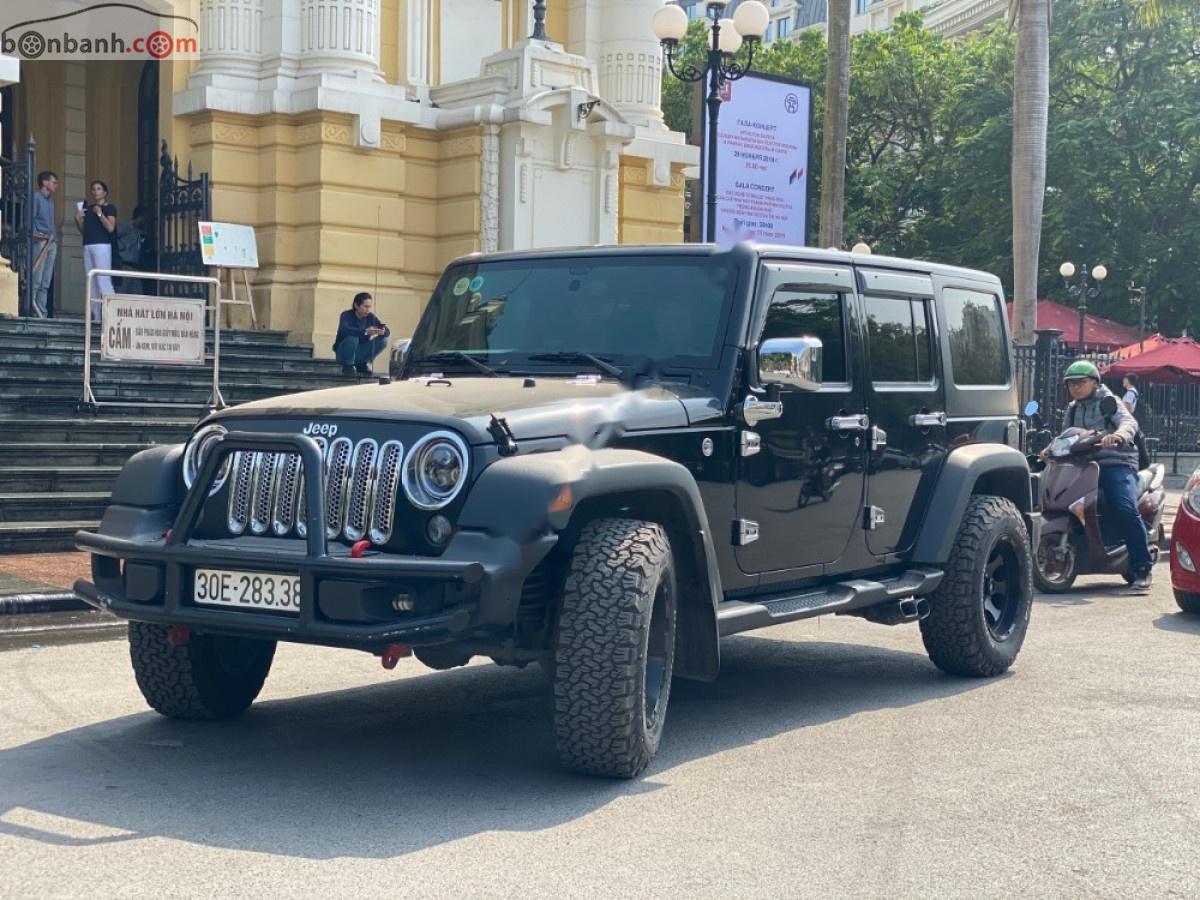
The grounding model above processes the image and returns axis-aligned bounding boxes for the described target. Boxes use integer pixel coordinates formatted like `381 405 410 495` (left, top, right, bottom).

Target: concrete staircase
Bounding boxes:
0 317 346 551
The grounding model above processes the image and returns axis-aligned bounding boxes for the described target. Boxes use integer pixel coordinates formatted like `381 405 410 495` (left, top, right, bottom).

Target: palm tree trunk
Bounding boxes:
820 0 851 248
1011 0 1050 345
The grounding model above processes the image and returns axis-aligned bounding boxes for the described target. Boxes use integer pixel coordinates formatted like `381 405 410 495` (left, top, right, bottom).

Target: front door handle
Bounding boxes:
908 411 947 428
826 413 869 432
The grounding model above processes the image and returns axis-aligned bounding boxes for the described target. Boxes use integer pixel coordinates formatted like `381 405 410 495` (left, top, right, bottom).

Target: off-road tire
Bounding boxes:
920 496 1033 677
129 622 276 719
552 518 677 778
1175 589 1200 615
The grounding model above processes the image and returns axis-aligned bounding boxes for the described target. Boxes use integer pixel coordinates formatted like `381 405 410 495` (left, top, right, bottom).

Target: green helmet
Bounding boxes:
1064 360 1101 382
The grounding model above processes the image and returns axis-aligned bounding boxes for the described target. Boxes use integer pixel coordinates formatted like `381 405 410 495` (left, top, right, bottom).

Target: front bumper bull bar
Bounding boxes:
73 431 554 648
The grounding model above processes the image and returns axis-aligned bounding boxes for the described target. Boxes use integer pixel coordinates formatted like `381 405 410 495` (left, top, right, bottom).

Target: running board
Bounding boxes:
716 567 944 637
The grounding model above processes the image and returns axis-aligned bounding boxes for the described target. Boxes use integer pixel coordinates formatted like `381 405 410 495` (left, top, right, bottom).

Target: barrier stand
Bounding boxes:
77 269 225 416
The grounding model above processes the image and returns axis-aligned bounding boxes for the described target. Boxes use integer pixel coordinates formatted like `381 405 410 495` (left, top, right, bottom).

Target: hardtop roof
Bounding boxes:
446 242 1002 289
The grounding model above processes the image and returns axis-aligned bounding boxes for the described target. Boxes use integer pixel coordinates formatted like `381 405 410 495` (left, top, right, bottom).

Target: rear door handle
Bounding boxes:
827 414 869 432
908 411 947 428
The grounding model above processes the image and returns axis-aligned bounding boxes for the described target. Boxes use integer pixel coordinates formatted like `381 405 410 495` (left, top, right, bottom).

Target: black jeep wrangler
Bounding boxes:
76 244 1035 778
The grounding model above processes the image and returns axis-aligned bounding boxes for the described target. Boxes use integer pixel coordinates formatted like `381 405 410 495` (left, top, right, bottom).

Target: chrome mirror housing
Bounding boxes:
758 336 823 392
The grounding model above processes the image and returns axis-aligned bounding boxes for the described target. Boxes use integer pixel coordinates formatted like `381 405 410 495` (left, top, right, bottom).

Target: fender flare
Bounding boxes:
458 445 724 680
911 444 1032 565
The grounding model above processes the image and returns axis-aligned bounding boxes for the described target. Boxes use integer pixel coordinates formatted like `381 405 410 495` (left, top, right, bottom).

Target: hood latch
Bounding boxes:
488 413 519 457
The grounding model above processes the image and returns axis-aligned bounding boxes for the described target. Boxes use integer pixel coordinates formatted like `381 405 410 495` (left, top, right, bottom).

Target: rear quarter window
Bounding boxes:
943 288 1008 386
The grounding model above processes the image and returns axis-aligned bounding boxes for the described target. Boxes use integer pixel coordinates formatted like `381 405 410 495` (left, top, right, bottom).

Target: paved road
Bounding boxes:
3 570 1198 899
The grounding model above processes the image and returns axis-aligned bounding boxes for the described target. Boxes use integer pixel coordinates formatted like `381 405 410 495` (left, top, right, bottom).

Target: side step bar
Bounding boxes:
715 567 944 637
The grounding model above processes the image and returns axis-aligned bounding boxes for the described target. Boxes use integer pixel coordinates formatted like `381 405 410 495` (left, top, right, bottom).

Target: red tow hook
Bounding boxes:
350 540 371 559
167 626 192 647
381 644 412 669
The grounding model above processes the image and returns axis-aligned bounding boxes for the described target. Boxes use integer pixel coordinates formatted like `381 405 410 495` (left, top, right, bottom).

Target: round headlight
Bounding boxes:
182 423 230 493
402 431 468 510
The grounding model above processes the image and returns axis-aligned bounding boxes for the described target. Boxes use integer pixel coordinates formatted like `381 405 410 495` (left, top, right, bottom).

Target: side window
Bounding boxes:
863 295 933 384
943 288 1008 386
762 289 848 383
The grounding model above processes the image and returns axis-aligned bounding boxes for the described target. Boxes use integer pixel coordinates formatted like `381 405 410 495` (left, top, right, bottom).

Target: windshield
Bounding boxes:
406 255 737 373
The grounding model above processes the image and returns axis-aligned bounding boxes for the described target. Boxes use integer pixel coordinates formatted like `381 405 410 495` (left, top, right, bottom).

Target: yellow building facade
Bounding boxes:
0 0 695 356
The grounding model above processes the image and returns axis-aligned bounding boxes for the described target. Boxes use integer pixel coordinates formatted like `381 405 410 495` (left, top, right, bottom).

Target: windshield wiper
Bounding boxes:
418 350 502 377
526 351 622 379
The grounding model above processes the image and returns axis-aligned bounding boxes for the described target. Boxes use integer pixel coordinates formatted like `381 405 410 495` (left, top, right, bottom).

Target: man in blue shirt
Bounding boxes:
30 171 58 318
333 291 390 377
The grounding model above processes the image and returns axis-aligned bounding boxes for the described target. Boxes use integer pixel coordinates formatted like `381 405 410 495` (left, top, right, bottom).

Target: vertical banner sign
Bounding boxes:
701 73 812 246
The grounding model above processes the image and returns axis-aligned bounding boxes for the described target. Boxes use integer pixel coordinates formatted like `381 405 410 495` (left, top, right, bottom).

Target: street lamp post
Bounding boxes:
1058 261 1108 352
1129 281 1148 353
653 1 769 243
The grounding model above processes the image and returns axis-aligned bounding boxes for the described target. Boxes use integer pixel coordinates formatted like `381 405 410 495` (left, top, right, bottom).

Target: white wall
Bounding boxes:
439 0 502 85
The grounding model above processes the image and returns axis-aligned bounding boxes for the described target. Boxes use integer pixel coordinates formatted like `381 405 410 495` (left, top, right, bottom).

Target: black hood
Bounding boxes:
211 377 725 445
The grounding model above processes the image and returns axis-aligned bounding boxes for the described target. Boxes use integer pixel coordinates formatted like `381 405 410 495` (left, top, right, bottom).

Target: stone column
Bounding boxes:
194 0 267 75
298 0 383 79
591 0 665 128
405 0 432 98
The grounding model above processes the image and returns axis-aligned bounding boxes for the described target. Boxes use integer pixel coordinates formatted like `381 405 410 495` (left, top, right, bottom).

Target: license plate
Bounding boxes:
193 568 301 614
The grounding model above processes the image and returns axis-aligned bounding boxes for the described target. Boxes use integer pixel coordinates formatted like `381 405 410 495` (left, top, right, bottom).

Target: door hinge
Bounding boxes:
733 519 760 546
870 425 887 451
740 430 762 457
863 506 886 530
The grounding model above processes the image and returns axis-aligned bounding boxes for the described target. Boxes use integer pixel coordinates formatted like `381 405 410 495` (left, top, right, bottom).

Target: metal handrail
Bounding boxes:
78 269 224 414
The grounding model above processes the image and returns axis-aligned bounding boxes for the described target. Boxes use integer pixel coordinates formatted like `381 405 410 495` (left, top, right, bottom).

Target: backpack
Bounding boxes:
117 225 143 266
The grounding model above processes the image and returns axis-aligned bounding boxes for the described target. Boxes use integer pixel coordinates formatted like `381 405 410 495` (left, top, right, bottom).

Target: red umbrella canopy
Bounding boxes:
1103 338 1200 384
1111 333 1169 360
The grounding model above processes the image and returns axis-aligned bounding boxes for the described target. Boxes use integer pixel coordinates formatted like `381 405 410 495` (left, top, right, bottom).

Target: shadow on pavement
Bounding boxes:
1152 612 1200 635
0 633 995 860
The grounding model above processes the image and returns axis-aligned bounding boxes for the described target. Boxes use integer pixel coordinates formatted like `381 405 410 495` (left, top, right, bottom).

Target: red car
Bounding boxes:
1171 467 1200 613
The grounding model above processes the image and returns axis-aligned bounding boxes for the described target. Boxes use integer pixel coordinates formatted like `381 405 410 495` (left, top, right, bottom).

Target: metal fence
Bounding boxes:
0 134 35 315
157 141 210 300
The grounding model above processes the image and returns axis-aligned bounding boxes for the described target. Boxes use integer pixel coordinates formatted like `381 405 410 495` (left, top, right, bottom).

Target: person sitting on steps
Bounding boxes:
334 291 390 378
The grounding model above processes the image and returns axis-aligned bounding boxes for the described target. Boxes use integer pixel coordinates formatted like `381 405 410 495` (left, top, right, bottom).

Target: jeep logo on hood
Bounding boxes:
302 422 339 437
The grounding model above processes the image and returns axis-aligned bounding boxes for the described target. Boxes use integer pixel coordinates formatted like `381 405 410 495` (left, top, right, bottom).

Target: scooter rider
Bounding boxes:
1051 360 1154 589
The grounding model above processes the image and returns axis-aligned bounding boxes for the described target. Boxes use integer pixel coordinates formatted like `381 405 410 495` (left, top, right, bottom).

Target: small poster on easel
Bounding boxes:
199 222 259 328
199 222 259 268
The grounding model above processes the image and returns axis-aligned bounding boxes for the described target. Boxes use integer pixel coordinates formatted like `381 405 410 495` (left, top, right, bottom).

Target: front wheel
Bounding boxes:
1176 590 1200 615
552 518 677 778
129 623 276 719
1033 531 1080 593
920 496 1033 677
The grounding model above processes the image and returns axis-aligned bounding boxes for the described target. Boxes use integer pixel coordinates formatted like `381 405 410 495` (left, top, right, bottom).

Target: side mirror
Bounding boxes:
1023 400 1040 417
1099 395 1118 417
758 336 822 392
389 338 412 378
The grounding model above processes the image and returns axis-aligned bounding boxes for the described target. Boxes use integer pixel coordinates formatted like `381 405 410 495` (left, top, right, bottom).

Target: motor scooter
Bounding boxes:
1032 396 1167 593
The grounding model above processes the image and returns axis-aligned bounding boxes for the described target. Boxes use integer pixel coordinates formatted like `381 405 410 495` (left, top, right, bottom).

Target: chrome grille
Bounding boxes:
369 441 404 545
272 452 303 536
250 452 281 535
344 440 378 542
324 437 353 539
222 435 401 544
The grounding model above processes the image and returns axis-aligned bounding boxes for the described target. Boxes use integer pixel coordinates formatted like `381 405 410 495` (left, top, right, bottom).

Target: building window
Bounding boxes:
856 0 869 13
778 18 791 37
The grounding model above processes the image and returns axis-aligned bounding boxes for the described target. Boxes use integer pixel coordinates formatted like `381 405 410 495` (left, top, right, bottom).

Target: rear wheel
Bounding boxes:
920 496 1033 677
129 623 276 719
1175 590 1200 615
552 518 677 778
1033 531 1080 593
